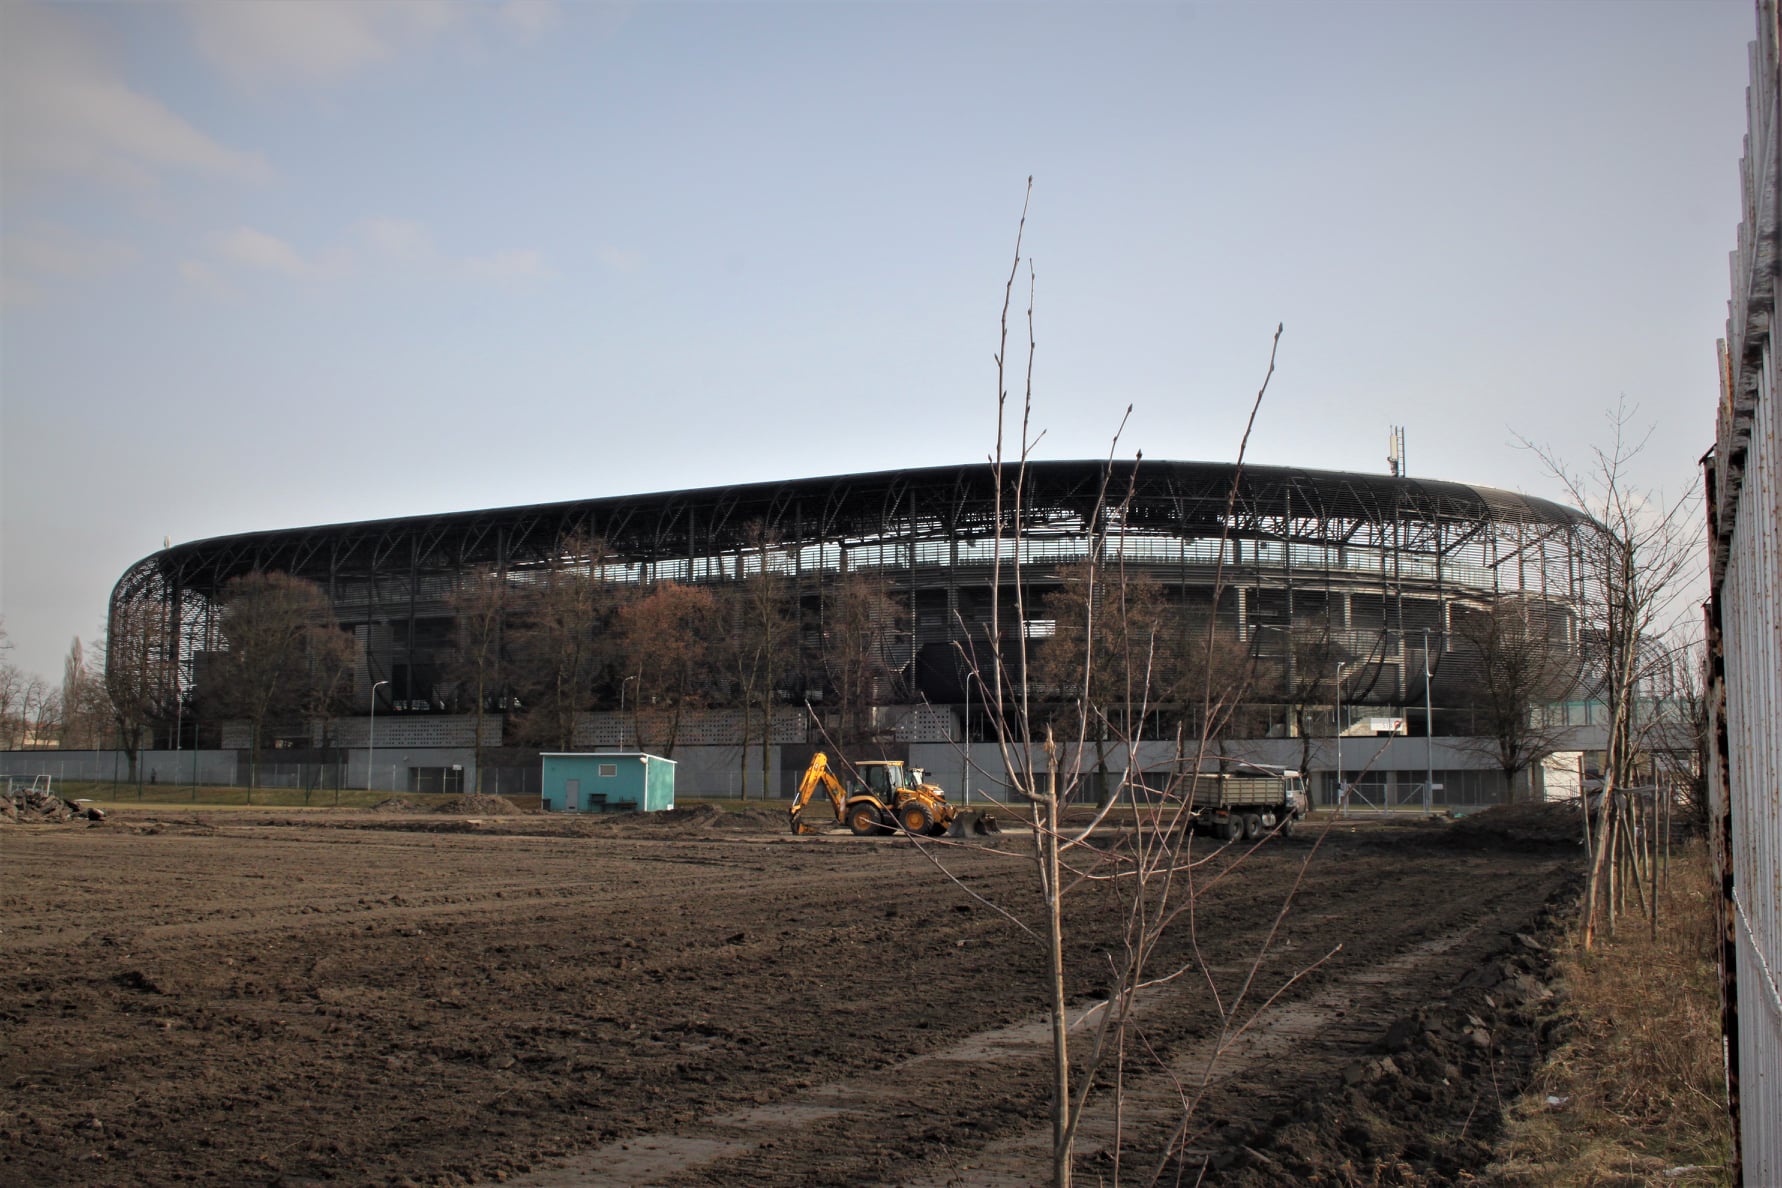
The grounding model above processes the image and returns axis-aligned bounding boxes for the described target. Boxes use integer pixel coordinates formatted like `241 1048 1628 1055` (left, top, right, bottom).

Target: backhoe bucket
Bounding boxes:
947 811 1001 837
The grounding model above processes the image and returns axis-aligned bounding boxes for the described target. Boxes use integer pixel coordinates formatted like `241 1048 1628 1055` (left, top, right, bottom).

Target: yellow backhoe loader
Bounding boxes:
788 752 998 837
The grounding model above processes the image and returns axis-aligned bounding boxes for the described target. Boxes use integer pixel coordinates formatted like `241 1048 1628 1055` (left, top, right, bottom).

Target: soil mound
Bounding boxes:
652 804 729 827
1451 802 1585 848
432 793 521 816
724 808 786 832
370 797 419 813
1208 880 1579 1186
630 804 783 832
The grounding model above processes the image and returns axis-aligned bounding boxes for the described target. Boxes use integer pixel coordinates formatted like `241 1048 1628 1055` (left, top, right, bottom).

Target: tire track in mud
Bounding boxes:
899 876 1559 1187
490 852 1570 1187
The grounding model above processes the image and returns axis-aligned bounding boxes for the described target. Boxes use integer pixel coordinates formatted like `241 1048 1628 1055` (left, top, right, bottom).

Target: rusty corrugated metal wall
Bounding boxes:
1709 3 1782 1182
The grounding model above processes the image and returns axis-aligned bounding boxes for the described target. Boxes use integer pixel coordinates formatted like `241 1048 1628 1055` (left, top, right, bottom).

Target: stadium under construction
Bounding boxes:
100 459 1601 803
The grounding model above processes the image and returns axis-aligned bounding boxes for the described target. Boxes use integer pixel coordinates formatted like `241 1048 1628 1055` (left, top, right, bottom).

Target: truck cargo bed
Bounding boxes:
1187 776 1295 808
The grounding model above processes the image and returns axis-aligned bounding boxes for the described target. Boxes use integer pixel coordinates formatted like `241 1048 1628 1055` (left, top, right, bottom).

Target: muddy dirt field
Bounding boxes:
2 806 1580 1186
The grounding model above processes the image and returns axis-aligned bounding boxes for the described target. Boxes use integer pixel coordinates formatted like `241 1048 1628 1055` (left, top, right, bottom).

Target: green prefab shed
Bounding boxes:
539 753 676 813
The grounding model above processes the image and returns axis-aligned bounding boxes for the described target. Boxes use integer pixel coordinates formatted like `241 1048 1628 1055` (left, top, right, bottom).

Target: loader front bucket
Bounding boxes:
946 811 1001 837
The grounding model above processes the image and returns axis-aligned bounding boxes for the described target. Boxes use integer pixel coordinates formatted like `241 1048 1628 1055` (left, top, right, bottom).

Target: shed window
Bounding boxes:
598 763 618 778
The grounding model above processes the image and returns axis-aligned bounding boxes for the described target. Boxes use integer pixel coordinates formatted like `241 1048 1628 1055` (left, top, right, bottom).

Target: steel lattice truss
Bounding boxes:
109 460 1595 742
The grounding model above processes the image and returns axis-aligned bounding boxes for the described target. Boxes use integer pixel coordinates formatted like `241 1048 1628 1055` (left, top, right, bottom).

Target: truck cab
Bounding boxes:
1282 771 1308 816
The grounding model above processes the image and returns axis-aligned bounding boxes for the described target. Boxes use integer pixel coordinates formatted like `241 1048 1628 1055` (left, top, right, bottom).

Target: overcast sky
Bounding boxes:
0 0 1756 683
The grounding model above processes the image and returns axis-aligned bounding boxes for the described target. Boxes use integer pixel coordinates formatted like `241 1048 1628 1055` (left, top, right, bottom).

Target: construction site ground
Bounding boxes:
1 801 1583 1186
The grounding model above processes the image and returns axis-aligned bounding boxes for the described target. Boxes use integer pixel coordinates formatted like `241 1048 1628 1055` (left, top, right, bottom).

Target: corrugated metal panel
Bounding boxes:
1711 5 1782 1181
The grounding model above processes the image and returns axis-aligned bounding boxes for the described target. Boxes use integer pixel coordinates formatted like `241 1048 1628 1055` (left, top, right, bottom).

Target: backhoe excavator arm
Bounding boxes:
788 752 848 834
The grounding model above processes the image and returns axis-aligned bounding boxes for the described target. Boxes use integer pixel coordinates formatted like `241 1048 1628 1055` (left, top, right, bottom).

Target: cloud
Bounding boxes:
177 258 233 298
183 0 463 86
360 217 438 265
211 227 316 277
192 217 540 287
208 226 351 280
0 277 33 310
1 223 139 305
183 0 597 88
0 2 268 196
357 218 544 281
465 249 544 281
595 243 645 274
8 227 137 278
499 0 562 41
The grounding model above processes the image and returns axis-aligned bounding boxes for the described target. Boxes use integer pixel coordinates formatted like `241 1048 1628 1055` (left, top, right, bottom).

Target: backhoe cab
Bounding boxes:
789 752 998 838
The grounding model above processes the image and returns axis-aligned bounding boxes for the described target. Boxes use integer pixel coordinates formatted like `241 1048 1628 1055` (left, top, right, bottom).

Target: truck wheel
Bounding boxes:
848 805 884 836
1215 818 1239 842
1241 813 1264 841
1278 815 1297 839
899 802 935 835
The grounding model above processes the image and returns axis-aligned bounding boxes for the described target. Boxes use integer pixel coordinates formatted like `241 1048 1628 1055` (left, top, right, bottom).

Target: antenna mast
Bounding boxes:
1387 425 1406 477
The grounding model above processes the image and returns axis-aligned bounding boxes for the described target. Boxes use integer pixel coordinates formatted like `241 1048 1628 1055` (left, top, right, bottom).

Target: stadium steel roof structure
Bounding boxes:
110 459 1596 737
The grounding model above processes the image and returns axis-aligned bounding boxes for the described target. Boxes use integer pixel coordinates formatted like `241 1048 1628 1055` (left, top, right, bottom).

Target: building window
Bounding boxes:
598 763 618 778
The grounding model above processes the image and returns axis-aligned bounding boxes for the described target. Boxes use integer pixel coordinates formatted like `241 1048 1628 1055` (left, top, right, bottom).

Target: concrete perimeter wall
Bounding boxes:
4 734 1591 808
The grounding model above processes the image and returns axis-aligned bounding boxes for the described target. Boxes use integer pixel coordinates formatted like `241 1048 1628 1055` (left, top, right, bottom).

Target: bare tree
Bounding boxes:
617 582 722 758
1031 563 1177 804
198 572 358 787
0 620 25 750
818 572 908 748
59 637 113 750
1450 595 1581 801
974 412 1298 1185
304 627 358 780
447 569 509 791
1525 401 1698 948
1 628 116 753
22 677 61 748
1649 639 1710 831
507 535 618 752
951 182 1321 1187
1270 620 1349 789
1173 620 1260 742
103 598 173 778
721 528 798 797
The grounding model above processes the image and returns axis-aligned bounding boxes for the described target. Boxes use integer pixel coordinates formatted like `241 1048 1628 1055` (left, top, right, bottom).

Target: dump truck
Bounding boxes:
1182 766 1308 841
789 752 998 837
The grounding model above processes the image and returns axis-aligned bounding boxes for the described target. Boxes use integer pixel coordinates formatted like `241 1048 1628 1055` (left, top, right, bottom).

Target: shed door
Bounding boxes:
563 778 580 812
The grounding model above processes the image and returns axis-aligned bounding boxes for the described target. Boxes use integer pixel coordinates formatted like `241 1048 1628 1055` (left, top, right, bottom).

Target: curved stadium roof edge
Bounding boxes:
154 459 1589 562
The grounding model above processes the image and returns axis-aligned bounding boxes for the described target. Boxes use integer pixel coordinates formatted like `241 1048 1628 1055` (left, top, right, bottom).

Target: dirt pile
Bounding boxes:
653 804 783 831
432 793 521 815
1208 881 1578 1186
1451 802 1586 849
369 797 419 813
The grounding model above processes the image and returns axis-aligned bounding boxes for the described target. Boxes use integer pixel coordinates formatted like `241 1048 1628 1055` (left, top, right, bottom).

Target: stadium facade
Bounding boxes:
105 460 1598 802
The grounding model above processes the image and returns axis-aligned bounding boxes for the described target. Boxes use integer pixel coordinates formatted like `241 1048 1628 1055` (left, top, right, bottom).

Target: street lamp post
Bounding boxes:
620 674 639 750
1334 662 1345 814
962 671 972 806
368 679 389 791
1423 628 1436 816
